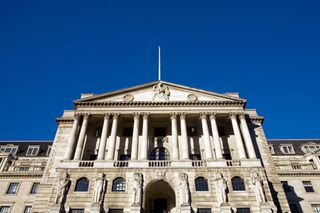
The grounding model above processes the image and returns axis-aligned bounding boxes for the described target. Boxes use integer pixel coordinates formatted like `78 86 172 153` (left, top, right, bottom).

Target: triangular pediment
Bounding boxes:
75 81 245 103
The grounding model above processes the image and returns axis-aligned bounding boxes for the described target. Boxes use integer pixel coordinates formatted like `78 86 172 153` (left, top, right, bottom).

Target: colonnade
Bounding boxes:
64 112 256 161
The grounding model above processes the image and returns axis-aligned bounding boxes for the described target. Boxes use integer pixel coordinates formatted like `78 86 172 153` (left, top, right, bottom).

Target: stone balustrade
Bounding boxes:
275 163 317 171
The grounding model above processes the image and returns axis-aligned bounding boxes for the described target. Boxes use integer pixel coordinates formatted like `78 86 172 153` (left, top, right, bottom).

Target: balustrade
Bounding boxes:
148 160 171 167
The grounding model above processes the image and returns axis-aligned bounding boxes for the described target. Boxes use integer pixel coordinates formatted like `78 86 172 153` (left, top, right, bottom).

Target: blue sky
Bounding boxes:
0 0 319 140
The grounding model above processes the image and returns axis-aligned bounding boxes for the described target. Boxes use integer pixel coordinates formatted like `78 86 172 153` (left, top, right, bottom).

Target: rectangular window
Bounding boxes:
269 146 275 154
24 206 32 213
289 204 299 213
0 146 18 155
6 182 19 194
236 208 250 213
46 146 52 156
197 208 211 213
69 209 84 213
281 181 292 193
187 127 198 136
122 127 133 137
19 166 30 171
109 209 123 213
30 183 39 194
312 204 320 213
303 181 314 192
154 127 166 136
26 146 40 156
0 206 10 213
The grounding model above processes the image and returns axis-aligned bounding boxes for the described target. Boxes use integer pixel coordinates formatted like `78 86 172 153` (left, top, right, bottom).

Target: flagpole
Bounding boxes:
158 46 161 81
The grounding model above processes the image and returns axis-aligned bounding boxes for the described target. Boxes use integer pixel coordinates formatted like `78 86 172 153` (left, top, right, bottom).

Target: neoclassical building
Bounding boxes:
0 81 319 213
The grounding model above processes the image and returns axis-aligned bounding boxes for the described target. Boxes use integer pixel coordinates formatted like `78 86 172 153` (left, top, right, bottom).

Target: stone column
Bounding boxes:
97 114 110 160
107 114 119 160
180 113 189 160
210 113 223 159
230 113 246 159
74 114 89 160
200 113 213 160
0 157 8 172
65 115 80 160
131 113 140 160
140 113 149 160
239 113 257 159
170 113 179 160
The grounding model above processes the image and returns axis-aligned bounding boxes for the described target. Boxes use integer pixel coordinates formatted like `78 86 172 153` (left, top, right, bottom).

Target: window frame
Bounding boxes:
302 181 314 193
69 208 85 213
26 146 40 156
46 146 52 156
301 144 320 154
195 177 209 191
236 208 251 213
24 206 32 213
30 182 40 195
279 145 295 154
312 204 320 213
0 206 11 213
0 145 18 155
112 177 126 192
74 177 89 192
6 182 20 195
231 176 246 191
149 147 170 160
197 208 211 213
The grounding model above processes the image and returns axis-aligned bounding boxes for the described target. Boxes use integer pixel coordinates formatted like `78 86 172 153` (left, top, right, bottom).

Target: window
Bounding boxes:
69 209 84 213
112 177 126 192
0 206 10 213
303 181 314 192
75 177 89 192
150 147 169 160
269 145 275 154
19 166 30 171
30 183 39 194
195 177 209 191
218 127 226 136
189 154 201 160
24 206 32 213
109 209 123 213
280 145 295 154
119 154 131 161
301 144 320 153
197 208 211 213
154 127 166 136
95 127 102 137
281 181 292 193
6 182 19 194
0 146 18 155
289 204 299 213
312 204 320 213
236 208 250 213
46 146 52 156
122 127 133 137
26 146 40 156
232 177 245 191
187 127 198 136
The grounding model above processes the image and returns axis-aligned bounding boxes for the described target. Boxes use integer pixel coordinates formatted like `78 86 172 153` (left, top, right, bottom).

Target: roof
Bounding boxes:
0 140 53 157
267 139 320 156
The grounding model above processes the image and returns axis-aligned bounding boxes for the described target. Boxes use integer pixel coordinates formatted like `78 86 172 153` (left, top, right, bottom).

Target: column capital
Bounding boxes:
238 112 246 119
83 114 90 119
103 113 111 119
209 112 217 119
170 112 178 119
142 112 150 119
112 113 120 119
179 112 187 119
200 113 208 119
229 112 238 118
133 113 140 119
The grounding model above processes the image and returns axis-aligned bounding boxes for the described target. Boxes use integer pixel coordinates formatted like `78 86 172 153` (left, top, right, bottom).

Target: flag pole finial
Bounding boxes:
158 46 161 81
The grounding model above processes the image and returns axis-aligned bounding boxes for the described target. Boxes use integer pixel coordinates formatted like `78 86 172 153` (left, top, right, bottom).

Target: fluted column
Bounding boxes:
0 157 8 172
107 114 119 160
74 114 89 160
170 113 179 160
131 113 140 160
230 113 246 159
239 113 256 159
140 113 149 160
200 113 213 160
180 113 189 160
210 113 223 159
97 114 110 160
65 115 80 160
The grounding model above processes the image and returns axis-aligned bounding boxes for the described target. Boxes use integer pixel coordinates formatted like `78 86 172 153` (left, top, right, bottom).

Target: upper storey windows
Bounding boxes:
280 145 295 154
26 146 40 156
301 144 320 154
0 145 18 155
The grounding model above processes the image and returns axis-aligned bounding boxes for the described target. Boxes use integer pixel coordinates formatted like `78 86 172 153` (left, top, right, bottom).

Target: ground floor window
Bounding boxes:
69 209 84 213
0 206 10 213
312 204 320 213
197 208 211 213
24 206 32 213
109 209 123 213
236 208 250 213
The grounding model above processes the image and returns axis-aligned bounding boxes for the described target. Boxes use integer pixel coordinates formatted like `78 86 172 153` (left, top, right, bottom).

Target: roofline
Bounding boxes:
268 139 320 141
0 140 53 143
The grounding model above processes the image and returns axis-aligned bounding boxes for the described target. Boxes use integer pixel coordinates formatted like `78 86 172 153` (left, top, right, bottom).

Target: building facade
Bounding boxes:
0 81 319 213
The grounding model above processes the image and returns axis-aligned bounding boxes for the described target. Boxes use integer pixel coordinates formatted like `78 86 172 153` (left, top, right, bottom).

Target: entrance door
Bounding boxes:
154 198 167 213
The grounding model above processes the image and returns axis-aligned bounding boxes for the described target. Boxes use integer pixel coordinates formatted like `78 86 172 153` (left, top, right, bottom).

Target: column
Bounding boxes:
210 113 223 159
230 113 246 159
65 115 80 160
239 113 256 159
180 113 189 160
170 113 179 160
140 113 149 160
107 114 119 160
74 114 89 160
200 113 213 159
97 114 110 160
131 113 140 160
0 157 8 172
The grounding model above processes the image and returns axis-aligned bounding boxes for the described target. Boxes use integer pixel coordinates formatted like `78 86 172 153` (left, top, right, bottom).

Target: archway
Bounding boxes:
144 180 176 213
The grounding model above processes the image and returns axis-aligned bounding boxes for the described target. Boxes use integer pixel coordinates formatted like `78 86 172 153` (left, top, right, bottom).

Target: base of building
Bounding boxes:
180 204 192 213
91 203 102 213
260 203 272 213
130 204 142 213
220 203 232 213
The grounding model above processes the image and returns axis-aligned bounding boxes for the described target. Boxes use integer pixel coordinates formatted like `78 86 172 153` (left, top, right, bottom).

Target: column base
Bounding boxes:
260 203 272 213
180 204 191 213
91 203 102 213
130 204 142 213
49 204 62 213
220 203 232 213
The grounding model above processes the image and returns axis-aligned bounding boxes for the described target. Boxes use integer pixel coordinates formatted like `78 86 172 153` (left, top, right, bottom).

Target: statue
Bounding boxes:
214 172 227 206
132 173 143 205
179 173 189 205
93 173 106 204
152 83 170 100
55 172 71 205
251 171 266 203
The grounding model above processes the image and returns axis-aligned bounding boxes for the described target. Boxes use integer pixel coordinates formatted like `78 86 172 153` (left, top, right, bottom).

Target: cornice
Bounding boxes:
249 116 264 124
277 171 320 177
0 173 43 178
56 118 74 124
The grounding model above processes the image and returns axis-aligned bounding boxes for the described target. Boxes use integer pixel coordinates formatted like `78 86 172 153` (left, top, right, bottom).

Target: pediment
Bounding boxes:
75 81 245 103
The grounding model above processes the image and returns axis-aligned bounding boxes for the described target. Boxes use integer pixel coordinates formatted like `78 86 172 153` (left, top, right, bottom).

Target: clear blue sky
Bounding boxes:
0 0 319 140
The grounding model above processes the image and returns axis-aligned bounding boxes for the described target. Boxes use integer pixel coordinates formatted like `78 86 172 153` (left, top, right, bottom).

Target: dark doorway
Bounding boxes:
154 198 167 213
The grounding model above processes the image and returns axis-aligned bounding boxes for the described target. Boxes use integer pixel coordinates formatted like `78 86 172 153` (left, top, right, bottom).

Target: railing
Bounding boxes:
226 160 241 167
79 161 94 167
113 161 129 167
191 160 207 167
148 160 171 167
275 163 317 171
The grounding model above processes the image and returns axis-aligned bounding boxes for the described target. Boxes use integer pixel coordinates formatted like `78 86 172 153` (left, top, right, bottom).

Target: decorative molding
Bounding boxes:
123 94 134 102
56 118 74 124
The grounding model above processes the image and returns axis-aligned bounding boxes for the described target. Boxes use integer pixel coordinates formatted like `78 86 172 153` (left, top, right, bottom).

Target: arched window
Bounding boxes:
112 177 126 192
232 176 245 191
75 177 89 192
195 177 208 191
149 147 169 160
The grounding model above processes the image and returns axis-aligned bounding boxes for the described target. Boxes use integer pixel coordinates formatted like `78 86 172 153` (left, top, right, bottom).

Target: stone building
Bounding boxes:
0 81 319 213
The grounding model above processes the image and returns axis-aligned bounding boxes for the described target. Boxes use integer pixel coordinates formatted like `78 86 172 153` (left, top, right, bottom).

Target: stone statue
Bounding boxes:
55 172 71 205
152 83 170 100
179 173 189 205
132 173 143 205
93 173 106 204
214 172 227 205
251 171 266 203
